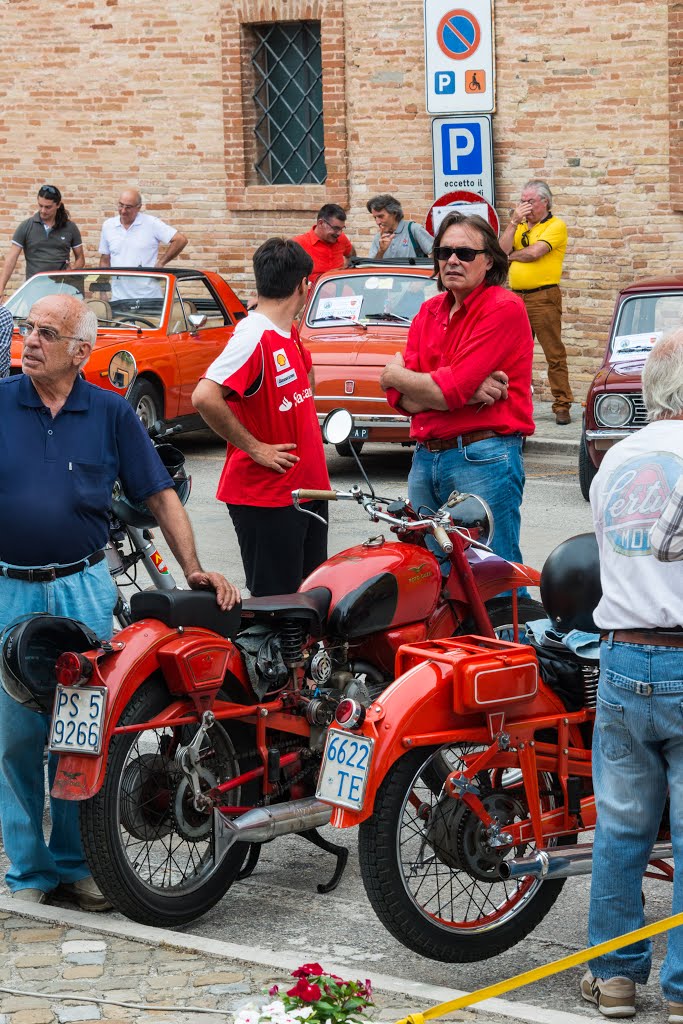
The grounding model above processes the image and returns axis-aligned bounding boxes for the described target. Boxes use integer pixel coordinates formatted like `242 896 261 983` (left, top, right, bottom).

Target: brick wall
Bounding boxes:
0 0 680 399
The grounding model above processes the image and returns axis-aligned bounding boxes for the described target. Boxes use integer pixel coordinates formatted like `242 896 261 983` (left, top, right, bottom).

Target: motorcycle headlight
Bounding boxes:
594 393 633 427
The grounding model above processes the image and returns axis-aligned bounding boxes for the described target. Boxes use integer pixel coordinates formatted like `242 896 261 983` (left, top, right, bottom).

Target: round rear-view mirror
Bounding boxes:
322 408 354 445
108 350 137 391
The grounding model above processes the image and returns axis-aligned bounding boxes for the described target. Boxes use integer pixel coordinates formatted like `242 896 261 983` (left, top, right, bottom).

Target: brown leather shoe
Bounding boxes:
57 876 112 912
555 408 571 425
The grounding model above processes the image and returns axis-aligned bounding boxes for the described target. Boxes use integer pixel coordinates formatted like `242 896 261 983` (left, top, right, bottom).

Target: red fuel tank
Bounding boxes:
300 537 442 639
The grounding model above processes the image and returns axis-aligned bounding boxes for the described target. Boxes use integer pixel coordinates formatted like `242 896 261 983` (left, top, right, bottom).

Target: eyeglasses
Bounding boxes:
321 219 344 234
434 246 487 263
118 202 141 210
38 185 61 201
19 321 85 345
520 231 530 248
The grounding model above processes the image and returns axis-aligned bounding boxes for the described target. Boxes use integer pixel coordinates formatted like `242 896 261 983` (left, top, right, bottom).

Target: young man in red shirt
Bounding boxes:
292 205 355 283
192 238 330 596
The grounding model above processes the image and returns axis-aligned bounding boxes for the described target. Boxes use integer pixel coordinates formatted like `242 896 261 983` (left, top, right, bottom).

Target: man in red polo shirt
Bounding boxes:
292 205 355 283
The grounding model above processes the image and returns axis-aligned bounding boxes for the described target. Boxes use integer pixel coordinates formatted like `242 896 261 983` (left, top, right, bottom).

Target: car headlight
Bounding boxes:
594 393 633 427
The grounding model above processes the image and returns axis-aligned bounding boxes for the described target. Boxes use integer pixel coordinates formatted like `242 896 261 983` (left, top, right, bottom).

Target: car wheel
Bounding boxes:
578 424 597 502
335 440 364 458
128 379 163 430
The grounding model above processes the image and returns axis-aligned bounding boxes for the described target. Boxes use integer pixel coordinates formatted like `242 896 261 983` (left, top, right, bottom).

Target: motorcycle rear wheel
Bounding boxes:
358 743 572 962
80 676 255 926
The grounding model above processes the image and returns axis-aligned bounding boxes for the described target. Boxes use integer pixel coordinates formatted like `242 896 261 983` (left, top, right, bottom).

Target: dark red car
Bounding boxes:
580 275 683 499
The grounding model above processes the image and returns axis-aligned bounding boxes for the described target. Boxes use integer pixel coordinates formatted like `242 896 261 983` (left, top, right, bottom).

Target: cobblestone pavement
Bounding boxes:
0 899 587 1024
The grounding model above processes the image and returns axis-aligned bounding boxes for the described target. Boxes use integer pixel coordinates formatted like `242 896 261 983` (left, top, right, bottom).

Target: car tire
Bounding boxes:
335 440 364 458
127 379 163 430
579 423 597 502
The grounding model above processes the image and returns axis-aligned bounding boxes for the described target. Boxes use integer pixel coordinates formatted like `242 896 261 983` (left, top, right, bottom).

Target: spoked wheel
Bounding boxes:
80 678 255 926
358 743 571 962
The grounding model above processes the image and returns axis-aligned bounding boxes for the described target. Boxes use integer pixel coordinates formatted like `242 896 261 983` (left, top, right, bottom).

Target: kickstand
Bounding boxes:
237 842 262 880
298 827 349 894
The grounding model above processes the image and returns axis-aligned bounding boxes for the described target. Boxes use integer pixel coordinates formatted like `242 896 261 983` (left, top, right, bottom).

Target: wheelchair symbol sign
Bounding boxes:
437 9 481 60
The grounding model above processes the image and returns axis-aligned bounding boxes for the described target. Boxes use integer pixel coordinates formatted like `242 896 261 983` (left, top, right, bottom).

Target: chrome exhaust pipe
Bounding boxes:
213 797 332 860
500 840 674 881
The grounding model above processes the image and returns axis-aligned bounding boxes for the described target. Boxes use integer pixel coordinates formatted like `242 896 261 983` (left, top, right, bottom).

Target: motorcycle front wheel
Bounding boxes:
358 743 571 962
80 676 255 926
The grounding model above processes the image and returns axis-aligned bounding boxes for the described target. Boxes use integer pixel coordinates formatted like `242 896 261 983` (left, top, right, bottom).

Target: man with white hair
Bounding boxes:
0 294 238 911
499 179 573 425
581 330 683 1020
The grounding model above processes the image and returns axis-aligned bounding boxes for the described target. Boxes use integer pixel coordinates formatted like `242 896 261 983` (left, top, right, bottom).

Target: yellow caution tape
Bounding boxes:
395 910 683 1024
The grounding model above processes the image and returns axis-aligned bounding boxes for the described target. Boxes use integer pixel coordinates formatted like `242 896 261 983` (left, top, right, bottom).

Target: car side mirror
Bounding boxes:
188 314 208 334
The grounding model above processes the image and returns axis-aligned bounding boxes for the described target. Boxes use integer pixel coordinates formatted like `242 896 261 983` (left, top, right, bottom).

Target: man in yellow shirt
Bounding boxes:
500 180 573 424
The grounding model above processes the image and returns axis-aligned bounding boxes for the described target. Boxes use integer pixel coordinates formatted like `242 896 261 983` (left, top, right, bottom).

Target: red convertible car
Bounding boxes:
580 275 683 499
7 268 247 430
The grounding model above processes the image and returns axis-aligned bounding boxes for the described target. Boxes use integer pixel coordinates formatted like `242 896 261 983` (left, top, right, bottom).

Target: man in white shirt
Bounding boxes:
99 189 188 300
581 330 683 1020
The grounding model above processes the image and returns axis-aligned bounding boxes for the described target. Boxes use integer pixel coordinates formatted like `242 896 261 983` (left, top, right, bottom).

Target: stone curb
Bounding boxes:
0 898 592 1024
525 435 580 457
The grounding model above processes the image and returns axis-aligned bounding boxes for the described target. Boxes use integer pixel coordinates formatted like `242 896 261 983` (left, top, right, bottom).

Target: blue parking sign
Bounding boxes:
434 71 456 94
441 122 482 175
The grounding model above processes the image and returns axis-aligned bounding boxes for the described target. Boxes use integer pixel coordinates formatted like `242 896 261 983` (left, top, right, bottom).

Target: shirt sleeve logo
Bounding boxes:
273 348 290 371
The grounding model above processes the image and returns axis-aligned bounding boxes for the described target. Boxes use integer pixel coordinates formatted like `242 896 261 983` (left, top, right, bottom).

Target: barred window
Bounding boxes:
250 21 326 186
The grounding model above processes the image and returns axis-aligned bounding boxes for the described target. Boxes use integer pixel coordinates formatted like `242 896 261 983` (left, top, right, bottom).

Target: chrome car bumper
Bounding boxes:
316 411 409 431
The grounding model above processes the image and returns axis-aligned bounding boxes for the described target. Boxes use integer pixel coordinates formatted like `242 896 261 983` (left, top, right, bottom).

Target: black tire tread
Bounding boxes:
80 677 249 927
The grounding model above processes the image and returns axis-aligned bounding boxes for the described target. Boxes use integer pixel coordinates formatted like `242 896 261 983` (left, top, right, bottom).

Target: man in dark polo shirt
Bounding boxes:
0 185 85 302
0 293 239 910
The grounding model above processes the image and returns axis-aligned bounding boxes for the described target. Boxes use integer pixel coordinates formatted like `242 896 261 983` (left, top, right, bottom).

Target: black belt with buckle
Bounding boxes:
513 284 559 295
0 549 106 583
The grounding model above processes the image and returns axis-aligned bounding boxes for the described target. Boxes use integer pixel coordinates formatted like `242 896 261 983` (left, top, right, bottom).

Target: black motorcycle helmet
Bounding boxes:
443 491 495 547
0 615 102 714
540 532 602 634
111 443 191 529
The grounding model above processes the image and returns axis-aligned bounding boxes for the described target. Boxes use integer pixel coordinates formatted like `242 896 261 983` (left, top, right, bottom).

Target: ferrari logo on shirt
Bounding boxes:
273 349 290 372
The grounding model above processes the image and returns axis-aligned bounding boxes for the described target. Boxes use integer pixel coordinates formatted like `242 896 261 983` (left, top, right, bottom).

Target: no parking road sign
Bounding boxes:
425 0 495 114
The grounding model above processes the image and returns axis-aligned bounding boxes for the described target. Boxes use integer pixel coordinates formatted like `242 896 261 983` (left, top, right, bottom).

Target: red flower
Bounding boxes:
268 985 279 996
291 963 324 979
286 979 322 1003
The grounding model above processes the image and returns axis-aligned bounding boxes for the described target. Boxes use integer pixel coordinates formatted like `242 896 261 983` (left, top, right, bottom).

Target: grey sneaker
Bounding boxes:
581 971 636 1018
668 1003 683 1024
57 876 112 912
11 888 47 904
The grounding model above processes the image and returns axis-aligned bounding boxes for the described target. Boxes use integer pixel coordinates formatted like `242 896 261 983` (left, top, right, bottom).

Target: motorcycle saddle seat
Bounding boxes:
241 587 332 639
130 589 243 639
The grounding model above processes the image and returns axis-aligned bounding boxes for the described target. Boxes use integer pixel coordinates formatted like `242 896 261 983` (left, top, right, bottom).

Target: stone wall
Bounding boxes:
0 0 680 398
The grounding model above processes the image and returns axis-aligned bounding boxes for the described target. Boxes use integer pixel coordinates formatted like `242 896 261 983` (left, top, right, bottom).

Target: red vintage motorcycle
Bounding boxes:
314 532 675 962
9 416 542 928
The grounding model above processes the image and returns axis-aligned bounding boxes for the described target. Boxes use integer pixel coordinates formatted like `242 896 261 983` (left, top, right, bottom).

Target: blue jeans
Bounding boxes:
588 638 683 1001
0 560 116 893
408 435 526 566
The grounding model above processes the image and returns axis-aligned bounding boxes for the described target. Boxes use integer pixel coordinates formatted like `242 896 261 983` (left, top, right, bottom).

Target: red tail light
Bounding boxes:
335 697 365 730
55 652 93 687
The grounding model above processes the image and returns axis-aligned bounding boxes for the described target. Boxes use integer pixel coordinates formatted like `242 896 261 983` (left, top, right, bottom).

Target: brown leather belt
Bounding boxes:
601 629 683 648
422 430 498 453
512 284 559 295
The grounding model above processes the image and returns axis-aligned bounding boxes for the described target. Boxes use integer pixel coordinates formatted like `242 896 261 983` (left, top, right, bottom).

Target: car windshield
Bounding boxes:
306 273 438 328
611 292 683 362
5 273 169 328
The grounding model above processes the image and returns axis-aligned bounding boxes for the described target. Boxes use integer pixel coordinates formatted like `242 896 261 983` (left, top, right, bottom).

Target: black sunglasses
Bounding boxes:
38 185 61 201
434 246 486 263
520 230 530 248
